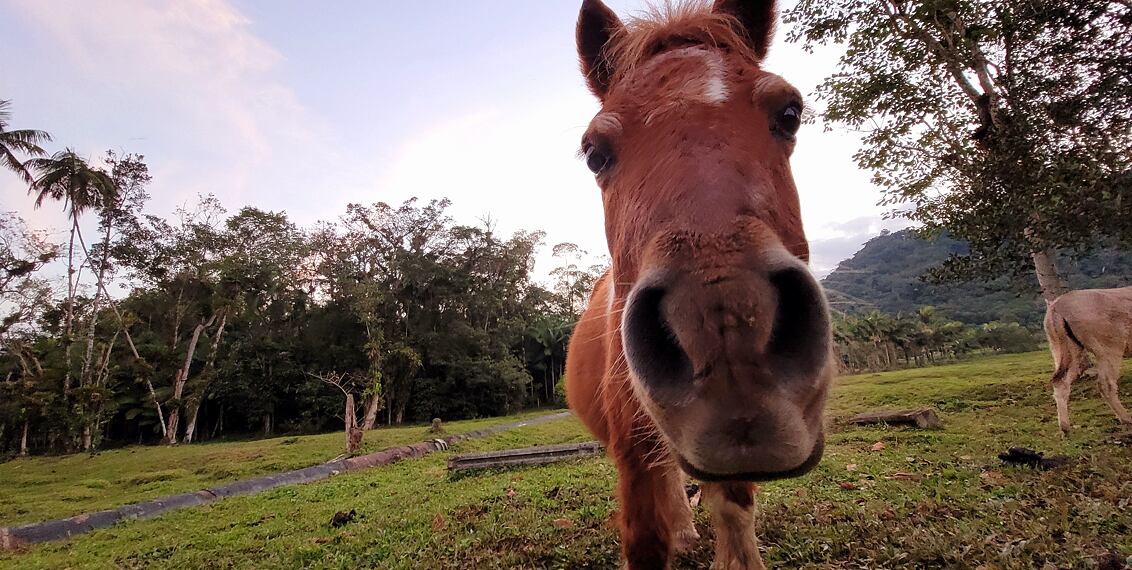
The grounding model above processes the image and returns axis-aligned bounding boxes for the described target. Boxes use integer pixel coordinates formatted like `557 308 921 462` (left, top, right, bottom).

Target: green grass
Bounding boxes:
0 410 556 527
4 352 1132 569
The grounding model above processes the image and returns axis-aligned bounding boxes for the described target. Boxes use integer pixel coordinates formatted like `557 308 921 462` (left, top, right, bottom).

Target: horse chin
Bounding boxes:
673 433 825 482
632 377 829 484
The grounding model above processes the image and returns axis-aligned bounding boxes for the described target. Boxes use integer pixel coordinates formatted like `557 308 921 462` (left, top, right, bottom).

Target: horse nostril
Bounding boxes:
767 265 831 377
725 417 761 446
623 283 694 403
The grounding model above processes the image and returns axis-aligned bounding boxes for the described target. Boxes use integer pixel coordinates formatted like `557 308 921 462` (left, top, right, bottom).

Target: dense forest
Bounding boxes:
1 150 605 455
2 101 1122 455
822 230 1132 327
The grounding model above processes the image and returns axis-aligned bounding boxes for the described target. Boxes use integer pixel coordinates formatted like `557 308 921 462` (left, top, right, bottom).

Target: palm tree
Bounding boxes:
26 149 115 214
0 100 52 185
25 150 116 398
528 316 572 404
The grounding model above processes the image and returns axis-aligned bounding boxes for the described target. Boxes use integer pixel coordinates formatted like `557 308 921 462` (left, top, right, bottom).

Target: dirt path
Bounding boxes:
0 411 572 550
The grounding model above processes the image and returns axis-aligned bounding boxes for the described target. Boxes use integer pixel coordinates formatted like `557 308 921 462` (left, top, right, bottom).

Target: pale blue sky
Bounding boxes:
0 0 903 278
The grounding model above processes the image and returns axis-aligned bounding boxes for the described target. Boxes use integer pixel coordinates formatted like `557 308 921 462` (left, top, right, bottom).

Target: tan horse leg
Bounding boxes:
1052 375 1075 435
665 468 699 553
1095 356 1132 427
1051 345 1087 434
704 482 764 570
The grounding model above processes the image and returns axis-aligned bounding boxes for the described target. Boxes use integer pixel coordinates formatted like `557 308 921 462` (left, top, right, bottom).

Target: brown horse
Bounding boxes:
1045 286 1132 434
564 1 834 568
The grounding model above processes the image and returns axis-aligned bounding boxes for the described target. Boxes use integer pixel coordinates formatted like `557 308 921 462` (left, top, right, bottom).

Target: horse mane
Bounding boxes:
608 1 761 83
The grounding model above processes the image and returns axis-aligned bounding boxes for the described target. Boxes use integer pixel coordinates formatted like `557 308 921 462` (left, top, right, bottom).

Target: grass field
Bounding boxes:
0 410 555 527
3 351 1131 569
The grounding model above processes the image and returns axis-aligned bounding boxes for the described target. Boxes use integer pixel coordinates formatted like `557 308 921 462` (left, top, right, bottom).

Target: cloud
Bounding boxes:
0 0 896 288
4 0 339 225
808 216 912 277
367 96 609 281
808 234 877 277
15 0 284 150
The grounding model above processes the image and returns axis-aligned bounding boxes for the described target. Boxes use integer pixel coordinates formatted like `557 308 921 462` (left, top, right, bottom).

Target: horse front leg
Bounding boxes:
666 468 700 553
611 433 690 569
704 481 765 570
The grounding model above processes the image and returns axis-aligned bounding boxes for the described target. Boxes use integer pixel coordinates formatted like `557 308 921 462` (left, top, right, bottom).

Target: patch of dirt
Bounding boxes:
451 504 489 523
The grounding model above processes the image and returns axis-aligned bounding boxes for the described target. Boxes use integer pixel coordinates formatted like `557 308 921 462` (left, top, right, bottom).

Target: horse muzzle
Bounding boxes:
620 244 833 479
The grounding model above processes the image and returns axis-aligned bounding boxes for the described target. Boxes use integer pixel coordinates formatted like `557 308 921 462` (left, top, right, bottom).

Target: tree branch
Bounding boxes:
881 0 984 104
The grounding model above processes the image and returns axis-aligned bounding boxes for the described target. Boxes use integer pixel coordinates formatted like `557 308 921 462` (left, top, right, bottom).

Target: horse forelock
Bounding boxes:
606 1 761 87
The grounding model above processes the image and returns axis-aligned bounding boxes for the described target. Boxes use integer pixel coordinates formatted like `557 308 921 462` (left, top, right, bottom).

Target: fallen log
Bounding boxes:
448 441 603 472
848 408 942 429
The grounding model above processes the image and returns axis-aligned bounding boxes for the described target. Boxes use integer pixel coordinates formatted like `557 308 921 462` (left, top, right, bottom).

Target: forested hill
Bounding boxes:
820 230 1132 326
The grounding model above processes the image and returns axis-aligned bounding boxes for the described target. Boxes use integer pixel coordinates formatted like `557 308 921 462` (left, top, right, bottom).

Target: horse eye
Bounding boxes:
585 145 613 175
774 104 802 139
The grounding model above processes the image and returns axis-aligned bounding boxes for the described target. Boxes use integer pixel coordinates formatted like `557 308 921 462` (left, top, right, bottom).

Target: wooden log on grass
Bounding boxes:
848 408 942 429
448 441 603 472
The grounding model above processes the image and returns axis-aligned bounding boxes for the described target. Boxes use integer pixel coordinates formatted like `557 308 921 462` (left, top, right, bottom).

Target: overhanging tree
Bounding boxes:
786 0 1132 300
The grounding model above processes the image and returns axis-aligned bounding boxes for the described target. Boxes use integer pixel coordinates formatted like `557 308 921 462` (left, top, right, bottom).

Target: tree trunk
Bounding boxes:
184 403 203 445
96 332 117 388
19 420 29 457
212 408 224 440
164 316 214 444
183 311 226 444
164 413 181 445
62 220 77 397
345 393 363 454
78 331 118 453
361 395 381 431
1031 248 1069 303
80 218 114 390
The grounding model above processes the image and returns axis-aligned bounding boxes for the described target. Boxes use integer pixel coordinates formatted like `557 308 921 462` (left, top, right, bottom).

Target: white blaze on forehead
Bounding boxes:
699 51 730 105
702 75 729 105
634 46 731 125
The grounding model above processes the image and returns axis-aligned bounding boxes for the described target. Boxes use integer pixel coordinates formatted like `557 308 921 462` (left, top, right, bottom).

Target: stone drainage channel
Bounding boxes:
0 411 573 550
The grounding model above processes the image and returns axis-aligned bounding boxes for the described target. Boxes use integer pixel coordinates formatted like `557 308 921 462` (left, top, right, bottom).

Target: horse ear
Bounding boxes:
712 0 777 61
577 0 624 99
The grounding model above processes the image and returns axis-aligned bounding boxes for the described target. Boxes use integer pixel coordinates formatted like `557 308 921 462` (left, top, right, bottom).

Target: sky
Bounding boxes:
0 0 906 281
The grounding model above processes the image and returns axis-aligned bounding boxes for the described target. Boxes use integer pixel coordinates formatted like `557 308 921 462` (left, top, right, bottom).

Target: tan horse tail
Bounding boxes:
1044 302 1084 383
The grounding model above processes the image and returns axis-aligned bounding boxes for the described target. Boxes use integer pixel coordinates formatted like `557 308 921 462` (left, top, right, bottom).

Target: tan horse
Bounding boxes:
1045 286 1132 434
565 1 833 568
